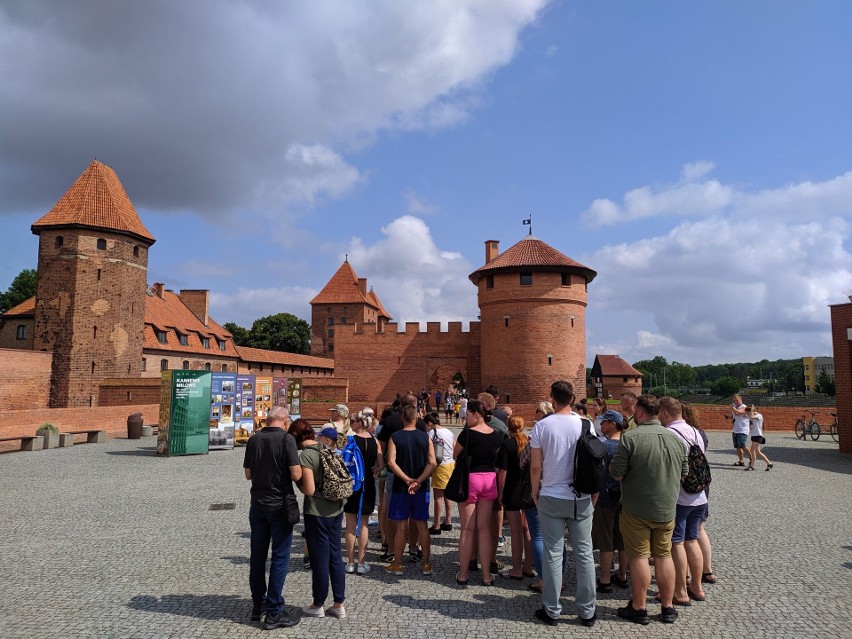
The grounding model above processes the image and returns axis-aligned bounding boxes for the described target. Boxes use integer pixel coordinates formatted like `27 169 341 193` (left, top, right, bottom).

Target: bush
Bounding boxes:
36 423 59 434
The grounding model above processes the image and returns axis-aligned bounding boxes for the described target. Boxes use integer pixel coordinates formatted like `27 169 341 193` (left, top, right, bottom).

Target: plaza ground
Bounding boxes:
0 431 849 639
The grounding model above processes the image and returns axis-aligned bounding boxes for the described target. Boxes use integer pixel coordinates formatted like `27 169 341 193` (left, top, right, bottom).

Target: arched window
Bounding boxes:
221 364 228 372
182 360 190 370
204 363 211 371
160 359 168 371
141 358 147 372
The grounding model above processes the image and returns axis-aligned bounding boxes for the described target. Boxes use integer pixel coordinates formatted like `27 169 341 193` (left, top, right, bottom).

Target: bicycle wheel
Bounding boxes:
831 422 838 443
795 419 805 439
810 421 820 441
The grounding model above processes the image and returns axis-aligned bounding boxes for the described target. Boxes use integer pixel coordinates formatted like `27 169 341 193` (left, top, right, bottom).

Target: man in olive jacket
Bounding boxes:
609 395 687 625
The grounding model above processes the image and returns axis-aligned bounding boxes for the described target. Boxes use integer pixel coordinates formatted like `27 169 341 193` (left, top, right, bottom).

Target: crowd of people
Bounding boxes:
241 384 770 629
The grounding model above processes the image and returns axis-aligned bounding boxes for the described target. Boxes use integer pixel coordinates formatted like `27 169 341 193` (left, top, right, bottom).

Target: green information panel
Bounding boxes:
157 370 211 456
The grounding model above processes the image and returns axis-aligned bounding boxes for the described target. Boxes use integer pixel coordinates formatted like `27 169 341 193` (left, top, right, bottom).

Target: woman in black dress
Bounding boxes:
498 415 534 580
343 410 382 574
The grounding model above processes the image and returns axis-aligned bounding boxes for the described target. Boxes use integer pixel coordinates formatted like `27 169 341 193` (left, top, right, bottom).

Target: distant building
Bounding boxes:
802 356 834 392
589 355 643 399
829 302 851 453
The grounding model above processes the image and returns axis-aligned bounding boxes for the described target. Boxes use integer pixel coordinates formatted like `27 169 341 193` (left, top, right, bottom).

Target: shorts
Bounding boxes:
591 504 623 552
751 435 766 444
672 503 708 543
431 462 455 490
620 509 674 559
388 491 430 521
732 432 748 449
466 471 498 503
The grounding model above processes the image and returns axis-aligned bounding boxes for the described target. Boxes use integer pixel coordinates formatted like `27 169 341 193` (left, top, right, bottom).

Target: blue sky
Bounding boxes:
1 0 850 366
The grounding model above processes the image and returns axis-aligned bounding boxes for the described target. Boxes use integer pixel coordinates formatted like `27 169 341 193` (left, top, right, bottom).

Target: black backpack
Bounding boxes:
573 417 607 496
672 426 712 494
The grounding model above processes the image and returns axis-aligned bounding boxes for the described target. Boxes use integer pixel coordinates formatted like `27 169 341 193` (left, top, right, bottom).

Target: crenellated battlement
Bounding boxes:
351 320 480 336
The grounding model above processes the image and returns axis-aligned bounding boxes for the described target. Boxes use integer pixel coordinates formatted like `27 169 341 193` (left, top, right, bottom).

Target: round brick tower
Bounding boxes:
469 236 596 404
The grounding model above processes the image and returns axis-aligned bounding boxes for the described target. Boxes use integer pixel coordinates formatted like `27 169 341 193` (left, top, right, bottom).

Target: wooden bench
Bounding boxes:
65 429 107 444
0 435 45 452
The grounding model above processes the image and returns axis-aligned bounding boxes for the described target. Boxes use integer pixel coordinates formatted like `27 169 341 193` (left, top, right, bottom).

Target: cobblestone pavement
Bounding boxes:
0 431 849 638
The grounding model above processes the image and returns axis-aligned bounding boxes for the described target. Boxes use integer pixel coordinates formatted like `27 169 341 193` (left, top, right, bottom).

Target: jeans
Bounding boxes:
537 496 596 620
525 505 566 578
249 506 294 616
304 512 346 606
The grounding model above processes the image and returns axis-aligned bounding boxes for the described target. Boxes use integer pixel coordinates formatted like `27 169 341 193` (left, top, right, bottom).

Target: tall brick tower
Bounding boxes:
469 236 596 404
31 161 156 407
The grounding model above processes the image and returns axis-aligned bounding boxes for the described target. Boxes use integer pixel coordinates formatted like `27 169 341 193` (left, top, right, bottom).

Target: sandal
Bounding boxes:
655 594 690 607
500 570 523 581
528 581 543 593
522 570 537 578
732 461 745 466
455 572 469 586
701 572 717 584
687 588 706 602
765 463 774 471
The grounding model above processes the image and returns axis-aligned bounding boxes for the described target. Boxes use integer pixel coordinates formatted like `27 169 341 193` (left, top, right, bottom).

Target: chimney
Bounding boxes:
358 278 367 296
179 289 210 326
485 240 500 263
152 283 164 298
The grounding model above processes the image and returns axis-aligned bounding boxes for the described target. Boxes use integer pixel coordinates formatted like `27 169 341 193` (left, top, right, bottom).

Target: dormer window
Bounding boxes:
201 337 210 349
218 339 226 351
97 238 106 250
178 333 188 346
156 330 168 344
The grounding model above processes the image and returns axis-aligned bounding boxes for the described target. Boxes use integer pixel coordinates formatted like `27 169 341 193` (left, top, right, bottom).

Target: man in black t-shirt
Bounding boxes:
243 406 302 629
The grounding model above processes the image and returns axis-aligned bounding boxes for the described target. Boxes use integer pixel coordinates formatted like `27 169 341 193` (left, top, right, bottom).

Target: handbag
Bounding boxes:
284 493 300 526
508 462 534 510
444 429 470 503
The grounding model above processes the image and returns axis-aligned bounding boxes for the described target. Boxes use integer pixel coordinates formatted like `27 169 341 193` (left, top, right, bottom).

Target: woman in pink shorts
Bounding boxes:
453 399 505 587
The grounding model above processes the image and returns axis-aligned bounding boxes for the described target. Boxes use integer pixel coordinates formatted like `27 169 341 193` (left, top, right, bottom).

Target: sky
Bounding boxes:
1 0 850 367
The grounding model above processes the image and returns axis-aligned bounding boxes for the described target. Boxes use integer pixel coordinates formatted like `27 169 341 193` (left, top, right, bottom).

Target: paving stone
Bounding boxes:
0 432 849 638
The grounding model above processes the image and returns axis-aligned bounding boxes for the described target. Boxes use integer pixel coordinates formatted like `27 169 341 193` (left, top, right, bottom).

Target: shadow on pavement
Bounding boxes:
128 594 275 627
105 447 158 457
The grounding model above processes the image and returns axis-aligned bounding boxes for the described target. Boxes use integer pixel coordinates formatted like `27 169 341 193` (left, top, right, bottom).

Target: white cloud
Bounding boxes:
210 286 317 327
405 190 436 215
0 0 548 217
345 215 479 324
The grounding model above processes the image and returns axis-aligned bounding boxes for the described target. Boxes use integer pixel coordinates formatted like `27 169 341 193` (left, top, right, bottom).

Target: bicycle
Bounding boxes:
829 412 838 443
794 410 820 441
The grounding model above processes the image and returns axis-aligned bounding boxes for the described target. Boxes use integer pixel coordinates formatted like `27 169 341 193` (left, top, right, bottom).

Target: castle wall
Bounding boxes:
0 317 35 349
34 228 149 407
332 321 481 404
0 348 52 410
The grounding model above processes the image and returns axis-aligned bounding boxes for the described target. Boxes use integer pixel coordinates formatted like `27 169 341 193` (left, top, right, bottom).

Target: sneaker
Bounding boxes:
596 579 613 593
422 560 433 576
409 548 423 562
617 600 649 625
263 610 300 629
440 523 453 531
611 573 630 589
534 607 558 627
497 535 506 549
303 556 311 570
379 549 394 562
659 606 678 623
326 605 346 619
356 562 371 575
385 562 404 575
428 527 442 536
345 563 356 574
580 613 597 628
251 601 264 622
302 604 325 617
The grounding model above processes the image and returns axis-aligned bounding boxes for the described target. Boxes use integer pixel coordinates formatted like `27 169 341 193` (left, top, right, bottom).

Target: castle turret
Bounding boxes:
469 236 596 404
31 160 155 407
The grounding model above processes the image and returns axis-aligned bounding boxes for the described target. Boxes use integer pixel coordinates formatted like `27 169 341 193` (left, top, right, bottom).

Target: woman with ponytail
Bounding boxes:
497 415 535 580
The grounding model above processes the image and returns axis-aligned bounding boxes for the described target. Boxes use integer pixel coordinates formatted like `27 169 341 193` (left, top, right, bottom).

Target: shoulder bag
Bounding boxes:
444 429 471 503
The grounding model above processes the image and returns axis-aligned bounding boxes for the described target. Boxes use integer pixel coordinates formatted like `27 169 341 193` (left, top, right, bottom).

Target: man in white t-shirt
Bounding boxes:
730 395 753 466
530 380 597 628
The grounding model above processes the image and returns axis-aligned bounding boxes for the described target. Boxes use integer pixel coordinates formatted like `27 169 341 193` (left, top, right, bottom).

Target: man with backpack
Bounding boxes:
529 380 598 628
659 396 710 605
610 395 688 625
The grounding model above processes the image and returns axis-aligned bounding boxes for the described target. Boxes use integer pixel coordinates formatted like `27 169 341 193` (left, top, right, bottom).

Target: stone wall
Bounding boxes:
830 303 851 453
0 348 52 410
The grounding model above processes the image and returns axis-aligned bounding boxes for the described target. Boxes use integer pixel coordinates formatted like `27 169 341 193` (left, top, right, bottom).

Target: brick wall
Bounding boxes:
332 321 481 405
141 352 237 377
99 377 162 406
0 348 52 410
830 303 852 453
0 317 34 349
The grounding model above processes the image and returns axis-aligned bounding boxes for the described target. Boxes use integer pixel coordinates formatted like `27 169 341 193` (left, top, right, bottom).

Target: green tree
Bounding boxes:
246 313 311 354
0 268 37 313
223 322 250 346
815 370 835 396
711 376 741 396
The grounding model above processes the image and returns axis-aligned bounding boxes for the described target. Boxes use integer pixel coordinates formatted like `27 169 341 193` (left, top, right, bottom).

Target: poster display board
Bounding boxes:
253 376 273 430
234 374 256 446
272 377 302 420
209 372 237 450
157 370 211 456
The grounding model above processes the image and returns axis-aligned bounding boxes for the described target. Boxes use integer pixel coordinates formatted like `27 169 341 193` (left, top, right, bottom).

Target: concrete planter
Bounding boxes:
39 430 60 449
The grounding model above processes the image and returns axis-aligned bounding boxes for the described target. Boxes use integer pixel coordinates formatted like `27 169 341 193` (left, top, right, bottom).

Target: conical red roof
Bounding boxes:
469 236 596 284
31 160 155 243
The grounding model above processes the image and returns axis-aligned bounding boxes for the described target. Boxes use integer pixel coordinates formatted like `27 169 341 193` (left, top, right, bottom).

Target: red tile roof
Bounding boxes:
31 160 155 243
2 296 36 317
310 260 392 319
143 290 238 357
594 355 643 377
236 346 335 370
469 236 596 284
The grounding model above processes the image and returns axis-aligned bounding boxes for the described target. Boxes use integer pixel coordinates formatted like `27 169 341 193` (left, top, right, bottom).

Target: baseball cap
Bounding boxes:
330 403 349 417
601 410 624 425
318 426 339 443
